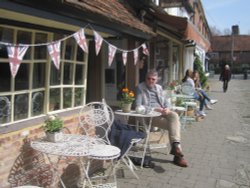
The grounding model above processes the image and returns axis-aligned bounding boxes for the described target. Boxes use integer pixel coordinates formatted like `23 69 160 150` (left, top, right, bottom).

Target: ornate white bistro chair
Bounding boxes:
79 100 143 187
78 101 120 188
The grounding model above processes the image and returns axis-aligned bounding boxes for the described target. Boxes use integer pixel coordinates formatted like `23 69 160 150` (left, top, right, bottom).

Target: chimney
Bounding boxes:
232 25 239 35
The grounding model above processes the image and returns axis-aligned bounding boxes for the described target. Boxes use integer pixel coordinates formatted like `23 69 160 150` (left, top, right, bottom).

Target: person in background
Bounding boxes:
182 69 206 117
139 55 148 83
219 64 232 92
135 69 188 167
193 71 218 110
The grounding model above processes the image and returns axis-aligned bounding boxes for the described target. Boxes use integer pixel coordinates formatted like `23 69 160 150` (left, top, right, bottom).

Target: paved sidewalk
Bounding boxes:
117 75 250 188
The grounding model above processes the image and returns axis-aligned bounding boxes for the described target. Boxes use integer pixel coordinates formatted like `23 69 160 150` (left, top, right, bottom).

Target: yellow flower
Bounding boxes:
122 88 129 93
120 88 135 104
128 91 134 98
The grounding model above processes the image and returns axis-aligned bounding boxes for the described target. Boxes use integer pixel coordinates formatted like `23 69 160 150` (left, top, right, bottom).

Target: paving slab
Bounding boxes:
117 75 250 188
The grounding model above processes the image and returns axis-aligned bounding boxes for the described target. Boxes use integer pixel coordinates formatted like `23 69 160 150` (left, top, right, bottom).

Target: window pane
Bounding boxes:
65 38 75 60
33 63 45 88
50 63 60 85
34 33 48 59
0 96 11 124
50 88 60 111
17 30 32 60
74 88 83 107
54 33 64 41
75 64 84 85
0 62 11 92
14 94 28 120
15 63 29 90
32 91 44 116
63 88 72 108
76 45 85 61
63 62 73 84
0 27 14 58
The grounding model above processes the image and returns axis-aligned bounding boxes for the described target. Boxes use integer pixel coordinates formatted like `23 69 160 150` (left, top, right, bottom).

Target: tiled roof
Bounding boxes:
212 35 250 52
64 0 155 36
150 9 210 51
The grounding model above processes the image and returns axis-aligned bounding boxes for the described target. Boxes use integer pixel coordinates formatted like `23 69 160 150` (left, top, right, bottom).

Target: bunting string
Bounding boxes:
0 23 149 77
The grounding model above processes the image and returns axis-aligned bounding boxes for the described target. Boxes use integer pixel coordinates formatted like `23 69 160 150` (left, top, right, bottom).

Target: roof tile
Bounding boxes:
64 0 155 35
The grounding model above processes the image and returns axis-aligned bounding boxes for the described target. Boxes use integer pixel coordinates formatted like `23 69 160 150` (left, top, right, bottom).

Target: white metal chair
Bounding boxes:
8 142 53 187
180 83 197 128
78 101 120 188
78 101 142 187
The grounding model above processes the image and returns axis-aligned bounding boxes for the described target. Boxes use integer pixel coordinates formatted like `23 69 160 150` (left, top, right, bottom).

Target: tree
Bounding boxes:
193 55 207 88
223 28 231 35
210 26 222 36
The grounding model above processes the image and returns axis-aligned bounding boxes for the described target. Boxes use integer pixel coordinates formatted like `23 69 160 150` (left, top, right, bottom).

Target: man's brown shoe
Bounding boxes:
170 146 184 157
173 156 188 167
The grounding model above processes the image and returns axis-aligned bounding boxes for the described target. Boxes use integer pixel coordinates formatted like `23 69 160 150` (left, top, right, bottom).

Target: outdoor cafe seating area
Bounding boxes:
9 82 209 188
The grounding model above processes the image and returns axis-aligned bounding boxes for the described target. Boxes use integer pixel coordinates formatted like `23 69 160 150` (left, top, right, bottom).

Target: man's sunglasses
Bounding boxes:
147 77 156 81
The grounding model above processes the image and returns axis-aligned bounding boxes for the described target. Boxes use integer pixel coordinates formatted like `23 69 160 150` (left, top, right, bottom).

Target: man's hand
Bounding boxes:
154 107 170 115
161 108 171 115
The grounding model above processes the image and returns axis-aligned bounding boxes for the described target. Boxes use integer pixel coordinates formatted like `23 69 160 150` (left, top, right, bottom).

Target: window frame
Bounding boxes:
0 24 88 127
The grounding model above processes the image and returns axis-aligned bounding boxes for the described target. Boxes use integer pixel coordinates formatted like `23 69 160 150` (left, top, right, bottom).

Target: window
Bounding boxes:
0 25 88 125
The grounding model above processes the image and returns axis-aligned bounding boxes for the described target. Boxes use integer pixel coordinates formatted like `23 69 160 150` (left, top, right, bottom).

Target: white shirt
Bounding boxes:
186 77 195 88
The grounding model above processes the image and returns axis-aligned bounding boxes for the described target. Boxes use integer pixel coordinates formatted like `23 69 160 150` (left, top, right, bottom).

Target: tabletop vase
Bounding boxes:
122 103 132 113
46 131 63 142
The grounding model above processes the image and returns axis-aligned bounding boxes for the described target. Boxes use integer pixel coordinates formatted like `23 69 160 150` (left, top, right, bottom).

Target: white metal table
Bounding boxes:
115 110 161 168
31 134 120 188
171 93 194 99
172 94 197 126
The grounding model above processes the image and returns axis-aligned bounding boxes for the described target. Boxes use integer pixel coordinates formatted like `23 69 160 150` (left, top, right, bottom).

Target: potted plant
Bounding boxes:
120 88 135 113
43 114 64 142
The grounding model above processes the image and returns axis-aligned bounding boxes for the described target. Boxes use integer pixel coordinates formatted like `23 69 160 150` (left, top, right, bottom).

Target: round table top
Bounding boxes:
115 110 161 118
31 140 91 157
14 186 42 188
31 134 121 159
171 106 186 111
172 94 194 99
89 144 121 160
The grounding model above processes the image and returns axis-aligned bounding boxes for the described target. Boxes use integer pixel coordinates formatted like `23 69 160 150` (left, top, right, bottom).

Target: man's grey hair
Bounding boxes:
146 69 158 77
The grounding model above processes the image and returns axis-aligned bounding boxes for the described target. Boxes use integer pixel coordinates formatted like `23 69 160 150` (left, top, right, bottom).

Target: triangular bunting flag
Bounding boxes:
142 43 149 56
133 49 139 65
7 45 29 78
94 31 103 56
74 29 88 53
122 52 128 66
47 41 61 70
108 44 117 67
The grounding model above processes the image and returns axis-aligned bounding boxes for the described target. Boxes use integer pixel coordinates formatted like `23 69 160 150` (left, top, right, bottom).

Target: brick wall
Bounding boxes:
0 114 81 188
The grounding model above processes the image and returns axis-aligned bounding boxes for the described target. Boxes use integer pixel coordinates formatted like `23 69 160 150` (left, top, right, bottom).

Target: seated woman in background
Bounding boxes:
182 69 206 117
192 70 218 110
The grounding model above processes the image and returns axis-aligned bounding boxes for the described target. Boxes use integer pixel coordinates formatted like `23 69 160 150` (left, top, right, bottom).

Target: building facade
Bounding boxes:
0 0 212 187
209 25 250 74
158 0 211 72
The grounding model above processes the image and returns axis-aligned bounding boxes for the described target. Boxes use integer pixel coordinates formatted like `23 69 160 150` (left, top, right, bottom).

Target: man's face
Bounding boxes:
146 75 158 88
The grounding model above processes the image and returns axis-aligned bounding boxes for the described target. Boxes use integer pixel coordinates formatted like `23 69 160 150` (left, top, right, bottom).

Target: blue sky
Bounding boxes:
202 0 250 35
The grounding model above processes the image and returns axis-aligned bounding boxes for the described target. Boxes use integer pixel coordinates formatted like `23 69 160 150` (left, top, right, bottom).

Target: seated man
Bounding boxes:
135 69 188 167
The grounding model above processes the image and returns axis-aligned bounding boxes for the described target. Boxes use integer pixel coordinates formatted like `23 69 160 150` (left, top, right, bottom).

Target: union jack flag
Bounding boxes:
74 29 88 53
133 49 139 65
7 45 28 78
94 31 103 56
142 43 149 56
122 52 128 66
47 41 61 70
108 44 117 67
